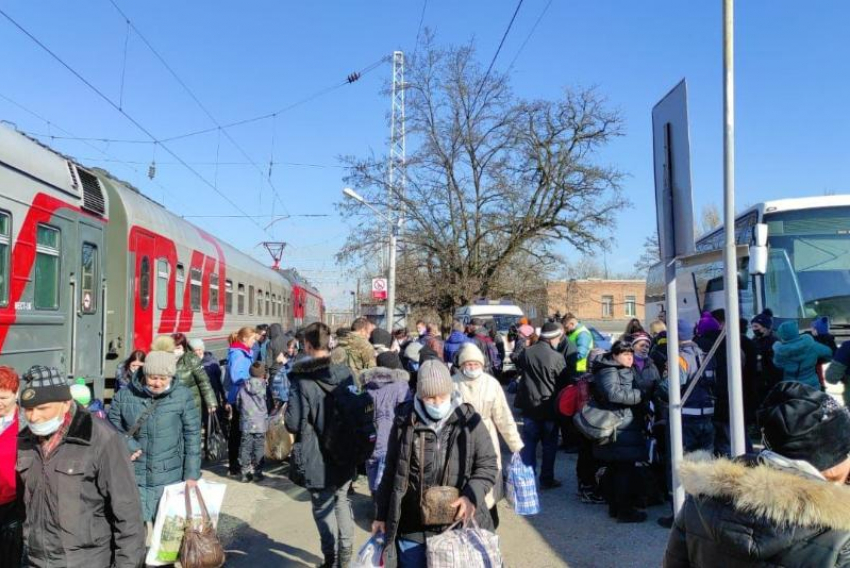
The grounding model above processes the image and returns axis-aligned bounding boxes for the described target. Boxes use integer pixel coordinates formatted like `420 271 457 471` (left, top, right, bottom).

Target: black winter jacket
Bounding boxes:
17 405 145 568
284 356 357 490
515 341 569 420
375 400 498 568
591 355 646 463
665 452 850 567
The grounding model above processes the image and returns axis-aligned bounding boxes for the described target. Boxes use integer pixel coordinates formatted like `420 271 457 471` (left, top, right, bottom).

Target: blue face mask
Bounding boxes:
424 399 452 420
29 415 64 437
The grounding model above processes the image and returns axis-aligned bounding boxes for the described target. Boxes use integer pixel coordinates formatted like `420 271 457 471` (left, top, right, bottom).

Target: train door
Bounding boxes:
71 221 105 393
130 230 155 351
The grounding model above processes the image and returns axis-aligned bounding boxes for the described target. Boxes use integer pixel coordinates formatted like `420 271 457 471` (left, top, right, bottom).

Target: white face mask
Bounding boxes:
173 347 184 357
29 415 64 436
462 367 483 380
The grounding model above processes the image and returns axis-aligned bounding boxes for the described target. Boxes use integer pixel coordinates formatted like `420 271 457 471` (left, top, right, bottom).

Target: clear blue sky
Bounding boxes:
2 1 848 309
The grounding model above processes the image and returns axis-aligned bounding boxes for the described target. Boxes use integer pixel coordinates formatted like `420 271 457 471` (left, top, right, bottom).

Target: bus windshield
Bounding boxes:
764 206 850 327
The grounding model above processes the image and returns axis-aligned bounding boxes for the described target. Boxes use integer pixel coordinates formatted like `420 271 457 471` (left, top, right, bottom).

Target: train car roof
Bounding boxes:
278 268 321 298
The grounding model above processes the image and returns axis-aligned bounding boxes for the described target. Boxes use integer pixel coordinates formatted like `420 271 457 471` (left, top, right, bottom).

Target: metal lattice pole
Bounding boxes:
386 50 405 331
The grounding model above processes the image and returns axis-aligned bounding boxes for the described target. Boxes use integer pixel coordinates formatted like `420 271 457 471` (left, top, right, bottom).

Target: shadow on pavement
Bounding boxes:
219 512 323 567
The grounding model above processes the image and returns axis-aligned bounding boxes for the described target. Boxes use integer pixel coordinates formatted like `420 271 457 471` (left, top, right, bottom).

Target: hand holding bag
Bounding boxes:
504 452 540 516
179 484 226 568
205 413 228 463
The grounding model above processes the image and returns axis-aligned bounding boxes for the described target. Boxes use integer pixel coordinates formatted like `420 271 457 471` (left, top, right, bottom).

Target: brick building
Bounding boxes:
541 279 647 335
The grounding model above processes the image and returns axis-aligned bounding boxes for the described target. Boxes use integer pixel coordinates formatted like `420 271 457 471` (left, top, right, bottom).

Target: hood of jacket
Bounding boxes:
362 367 409 388
591 353 628 373
679 451 850 557
289 356 351 386
445 331 470 346
267 323 287 357
773 331 816 360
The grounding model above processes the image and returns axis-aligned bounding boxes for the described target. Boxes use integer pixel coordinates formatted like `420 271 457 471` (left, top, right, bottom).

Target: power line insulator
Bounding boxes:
347 72 361 84
148 160 156 180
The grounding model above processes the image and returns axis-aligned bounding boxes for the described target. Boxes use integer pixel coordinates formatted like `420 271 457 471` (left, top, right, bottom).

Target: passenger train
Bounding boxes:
0 124 324 398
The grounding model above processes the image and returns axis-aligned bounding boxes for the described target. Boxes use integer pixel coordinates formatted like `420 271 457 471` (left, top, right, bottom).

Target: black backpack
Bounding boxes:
316 380 376 466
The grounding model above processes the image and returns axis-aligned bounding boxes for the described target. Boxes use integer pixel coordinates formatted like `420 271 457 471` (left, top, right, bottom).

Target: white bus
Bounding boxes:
646 196 850 340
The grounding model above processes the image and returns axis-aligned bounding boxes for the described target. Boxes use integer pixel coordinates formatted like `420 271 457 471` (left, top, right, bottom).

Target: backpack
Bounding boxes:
557 375 591 417
316 381 377 466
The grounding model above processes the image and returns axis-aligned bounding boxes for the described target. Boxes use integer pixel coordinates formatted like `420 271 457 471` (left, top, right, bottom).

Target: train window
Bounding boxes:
265 291 270 316
278 298 283 317
248 285 255 315
0 212 9 307
139 256 150 311
156 259 169 309
210 273 219 313
225 280 233 314
175 264 185 310
257 290 263 317
190 268 202 311
81 243 97 313
34 224 61 310
271 294 277 317
238 283 245 315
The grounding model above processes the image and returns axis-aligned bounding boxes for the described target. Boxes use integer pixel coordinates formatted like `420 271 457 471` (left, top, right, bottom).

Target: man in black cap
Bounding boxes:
17 366 145 567
515 321 570 489
664 381 850 567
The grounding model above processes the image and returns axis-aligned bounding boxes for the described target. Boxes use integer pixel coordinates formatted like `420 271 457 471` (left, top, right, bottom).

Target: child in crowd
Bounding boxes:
238 362 269 482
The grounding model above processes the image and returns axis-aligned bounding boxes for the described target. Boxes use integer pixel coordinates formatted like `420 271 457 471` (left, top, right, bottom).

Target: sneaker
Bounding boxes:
240 473 253 483
579 489 606 504
617 509 647 523
253 471 265 482
657 515 674 529
540 478 563 490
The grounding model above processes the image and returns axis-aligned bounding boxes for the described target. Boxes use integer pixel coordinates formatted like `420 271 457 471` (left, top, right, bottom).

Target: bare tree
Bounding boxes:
633 231 660 275
699 203 722 235
337 37 627 321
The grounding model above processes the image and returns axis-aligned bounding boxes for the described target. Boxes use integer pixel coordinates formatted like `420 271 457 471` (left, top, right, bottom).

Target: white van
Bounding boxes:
454 301 525 376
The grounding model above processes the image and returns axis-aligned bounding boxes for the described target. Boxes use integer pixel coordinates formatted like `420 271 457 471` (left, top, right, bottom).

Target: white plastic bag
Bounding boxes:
145 480 227 566
352 533 385 568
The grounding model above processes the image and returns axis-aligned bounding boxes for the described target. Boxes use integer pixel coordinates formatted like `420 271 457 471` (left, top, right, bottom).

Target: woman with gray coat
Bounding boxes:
108 350 202 523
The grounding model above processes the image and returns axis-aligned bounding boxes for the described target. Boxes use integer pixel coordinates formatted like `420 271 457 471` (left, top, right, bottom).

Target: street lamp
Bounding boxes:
342 187 399 332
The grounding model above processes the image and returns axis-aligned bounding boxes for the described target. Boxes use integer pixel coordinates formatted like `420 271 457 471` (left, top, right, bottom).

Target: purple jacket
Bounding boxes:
362 367 411 458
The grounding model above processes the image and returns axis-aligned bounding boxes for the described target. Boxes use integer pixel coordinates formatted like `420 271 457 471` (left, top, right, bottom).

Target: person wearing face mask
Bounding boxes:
18 366 145 567
452 344 523 528
115 349 145 392
664 381 850 567
0 367 23 567
372 359 498 567
108 351 201 537
750 309 782 404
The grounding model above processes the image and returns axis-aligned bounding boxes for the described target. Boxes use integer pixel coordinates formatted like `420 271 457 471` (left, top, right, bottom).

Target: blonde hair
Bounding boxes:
151 335 176 352
649 320 667 336
229 326 256 345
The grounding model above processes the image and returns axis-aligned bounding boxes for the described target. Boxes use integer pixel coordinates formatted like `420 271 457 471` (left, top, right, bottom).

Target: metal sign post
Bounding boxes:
653 80 696 515
722 0 747 456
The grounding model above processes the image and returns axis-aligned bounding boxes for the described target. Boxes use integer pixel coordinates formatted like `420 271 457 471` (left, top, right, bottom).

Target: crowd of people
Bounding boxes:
1 308 850 567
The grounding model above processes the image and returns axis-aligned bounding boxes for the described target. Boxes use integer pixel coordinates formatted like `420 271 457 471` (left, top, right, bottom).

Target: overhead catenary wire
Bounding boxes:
106 0 290 217
0 7 270 235
507 0 553 71
473 0 526 103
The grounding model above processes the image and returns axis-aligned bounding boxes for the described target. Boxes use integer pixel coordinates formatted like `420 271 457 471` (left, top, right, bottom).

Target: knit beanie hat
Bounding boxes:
250 362 266 378
812 316 830 336
416 359 453 398
677 318 695 342
377 351 403 370
631 331 651 348
370 328 393 349
457 344 485 367
696 311 721 336
143 351 177 378
751 308 774 330
777 320 800 342
20 366 71 409
758 381 850 471
188 338 205 351
540 322 563 340
151 335 176 352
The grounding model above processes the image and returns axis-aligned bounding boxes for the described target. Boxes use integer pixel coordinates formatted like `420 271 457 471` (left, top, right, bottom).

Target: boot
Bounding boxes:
337 547 352 568
316 554 335 568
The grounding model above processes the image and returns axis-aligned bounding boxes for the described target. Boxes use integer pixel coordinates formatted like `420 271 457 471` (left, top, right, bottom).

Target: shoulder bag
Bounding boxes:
125 399 160 440
420 431 460 526
179 484 226 568
573 401 623 445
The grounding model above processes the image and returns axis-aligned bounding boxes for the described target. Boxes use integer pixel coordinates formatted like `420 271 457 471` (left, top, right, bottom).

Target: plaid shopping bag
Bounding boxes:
426 520 502 568
504 452 540 516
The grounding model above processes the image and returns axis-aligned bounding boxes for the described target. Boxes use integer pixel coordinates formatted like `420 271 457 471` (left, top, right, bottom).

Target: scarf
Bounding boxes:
40 405 76 459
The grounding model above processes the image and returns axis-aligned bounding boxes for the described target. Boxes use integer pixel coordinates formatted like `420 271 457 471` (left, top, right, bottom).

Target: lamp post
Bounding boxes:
343 187 398 332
